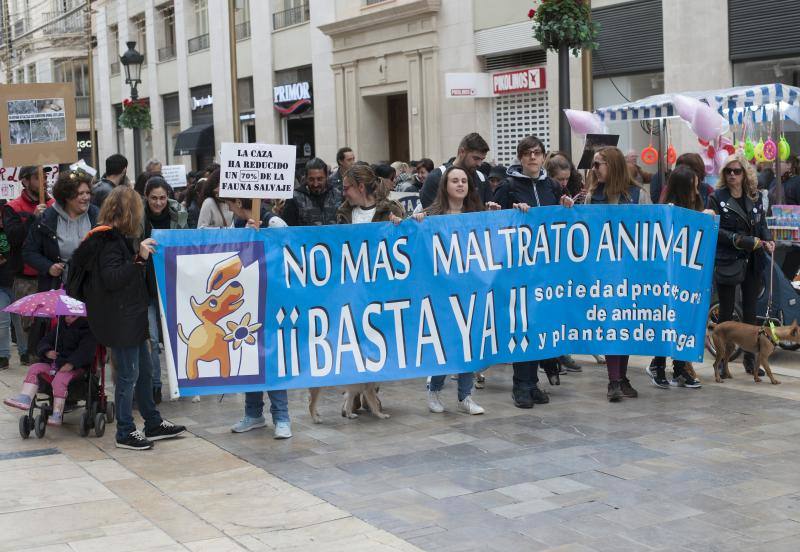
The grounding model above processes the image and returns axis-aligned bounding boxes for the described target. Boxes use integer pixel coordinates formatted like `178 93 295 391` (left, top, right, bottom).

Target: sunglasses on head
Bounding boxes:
723 167 743 176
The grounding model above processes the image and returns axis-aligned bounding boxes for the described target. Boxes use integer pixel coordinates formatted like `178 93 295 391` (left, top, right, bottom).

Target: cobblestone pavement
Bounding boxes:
3 351 800 551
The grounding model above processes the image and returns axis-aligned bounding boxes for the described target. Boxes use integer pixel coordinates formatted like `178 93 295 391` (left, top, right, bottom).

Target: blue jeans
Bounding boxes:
147 301 162 389
112 341 162 440
11 313 26 356
0 287 13 358
244 391 290 423
428 373 474 402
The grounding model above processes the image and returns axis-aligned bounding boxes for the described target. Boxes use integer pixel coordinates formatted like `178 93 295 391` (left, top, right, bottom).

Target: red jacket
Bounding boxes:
7 191 54 277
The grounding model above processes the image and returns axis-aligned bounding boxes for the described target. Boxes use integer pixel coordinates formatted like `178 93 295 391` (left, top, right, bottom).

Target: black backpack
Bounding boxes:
65 257 91 302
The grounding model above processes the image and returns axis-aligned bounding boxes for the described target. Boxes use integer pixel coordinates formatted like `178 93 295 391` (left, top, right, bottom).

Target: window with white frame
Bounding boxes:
131 14 147 62
194 0 208 37
157 3 176 61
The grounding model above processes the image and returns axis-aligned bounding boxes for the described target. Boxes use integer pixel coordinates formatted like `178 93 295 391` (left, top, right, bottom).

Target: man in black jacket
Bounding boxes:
91 154 128 208
419 133 493 208
328 147 355 192
282 157 342 226
493 135 574 409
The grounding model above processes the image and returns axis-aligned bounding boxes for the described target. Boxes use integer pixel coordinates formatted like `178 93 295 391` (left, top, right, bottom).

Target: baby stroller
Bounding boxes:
18 345 115 439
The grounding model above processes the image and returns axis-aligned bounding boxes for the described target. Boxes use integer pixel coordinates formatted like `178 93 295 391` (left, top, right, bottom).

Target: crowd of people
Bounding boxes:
0 129 789 452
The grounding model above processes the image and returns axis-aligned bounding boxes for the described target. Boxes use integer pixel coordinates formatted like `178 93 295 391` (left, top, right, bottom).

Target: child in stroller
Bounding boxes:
4 315 96 425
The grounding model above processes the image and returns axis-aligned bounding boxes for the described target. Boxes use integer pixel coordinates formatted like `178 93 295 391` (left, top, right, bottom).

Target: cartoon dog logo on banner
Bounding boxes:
177 253 262 379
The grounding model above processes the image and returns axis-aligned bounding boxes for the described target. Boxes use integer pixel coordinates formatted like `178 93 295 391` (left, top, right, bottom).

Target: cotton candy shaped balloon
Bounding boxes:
564 109 604 135
691 102 728 141
673 95 702 123
714 149 729 173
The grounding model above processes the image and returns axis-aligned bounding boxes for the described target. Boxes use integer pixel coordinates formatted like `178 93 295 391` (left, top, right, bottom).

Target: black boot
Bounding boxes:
512 384 534 409
607 380 623 402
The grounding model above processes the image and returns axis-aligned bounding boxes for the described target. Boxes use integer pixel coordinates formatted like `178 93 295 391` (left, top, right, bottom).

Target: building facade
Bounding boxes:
28 0 799 175
1 0 94 163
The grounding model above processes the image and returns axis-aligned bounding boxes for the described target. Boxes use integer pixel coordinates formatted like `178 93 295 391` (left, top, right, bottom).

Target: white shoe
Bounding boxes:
458 395 484 415
427 390 444 413
273 421 292 439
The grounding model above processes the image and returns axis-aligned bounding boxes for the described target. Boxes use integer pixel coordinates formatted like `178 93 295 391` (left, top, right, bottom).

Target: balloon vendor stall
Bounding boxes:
564 83 800 209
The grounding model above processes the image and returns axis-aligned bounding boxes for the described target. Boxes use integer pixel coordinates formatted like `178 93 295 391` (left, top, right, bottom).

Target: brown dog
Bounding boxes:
308 384 388 423
711 320 800 384
177 282 245 379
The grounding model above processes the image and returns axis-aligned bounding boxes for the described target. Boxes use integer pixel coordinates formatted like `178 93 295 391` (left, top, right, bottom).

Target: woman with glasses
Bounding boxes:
494 135 574 409
585 147 650 402
707 153 774 377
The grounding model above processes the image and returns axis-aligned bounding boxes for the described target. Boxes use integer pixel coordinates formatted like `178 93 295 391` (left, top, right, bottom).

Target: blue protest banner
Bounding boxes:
153 205 718 397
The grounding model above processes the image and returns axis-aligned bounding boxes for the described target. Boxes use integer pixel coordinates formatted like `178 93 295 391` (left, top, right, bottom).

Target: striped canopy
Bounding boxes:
595 83 800 125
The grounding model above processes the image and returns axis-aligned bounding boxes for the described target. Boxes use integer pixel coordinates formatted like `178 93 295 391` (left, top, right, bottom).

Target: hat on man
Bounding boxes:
489 164 507 180
18 166 38 180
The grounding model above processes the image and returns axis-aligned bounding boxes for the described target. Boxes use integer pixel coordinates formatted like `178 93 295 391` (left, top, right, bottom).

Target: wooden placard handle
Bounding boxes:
252 199 261 227
37 166 45 205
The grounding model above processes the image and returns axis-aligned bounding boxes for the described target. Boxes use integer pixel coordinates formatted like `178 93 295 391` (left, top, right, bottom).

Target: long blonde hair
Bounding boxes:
586 146 641 204
717 152 758 199
98 185 143 237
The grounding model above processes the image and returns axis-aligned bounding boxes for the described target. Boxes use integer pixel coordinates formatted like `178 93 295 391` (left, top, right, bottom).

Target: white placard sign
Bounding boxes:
0 163 59 200
220 142 296 199
161 164 187 189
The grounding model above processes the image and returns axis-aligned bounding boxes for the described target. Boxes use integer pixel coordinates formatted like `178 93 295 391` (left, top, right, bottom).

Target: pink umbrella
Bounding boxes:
3 289 86 318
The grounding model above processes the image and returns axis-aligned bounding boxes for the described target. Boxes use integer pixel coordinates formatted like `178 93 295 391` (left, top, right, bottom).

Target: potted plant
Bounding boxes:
528 0 598 152
118 98 152 130
529 0 598 56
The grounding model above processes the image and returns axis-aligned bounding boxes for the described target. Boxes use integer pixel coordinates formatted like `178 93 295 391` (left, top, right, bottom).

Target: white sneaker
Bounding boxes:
273 421 292 439
458 395 485 415
427 390 445 413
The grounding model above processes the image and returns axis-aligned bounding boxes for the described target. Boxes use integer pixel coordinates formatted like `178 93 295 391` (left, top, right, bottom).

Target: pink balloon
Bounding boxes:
672 95 701 122
691 102 727 141
714 149 729 173
564 109 604 135
703 156 715 175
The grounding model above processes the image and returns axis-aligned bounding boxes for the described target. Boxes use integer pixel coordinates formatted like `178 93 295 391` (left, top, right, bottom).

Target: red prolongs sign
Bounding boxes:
492 67 546 95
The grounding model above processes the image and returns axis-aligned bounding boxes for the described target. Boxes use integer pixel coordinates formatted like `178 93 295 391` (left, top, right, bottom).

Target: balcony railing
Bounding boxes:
42 11 86 35
235 21 250 40
272 3 309 30
188 33 209 53
158 44 176 62
110 61 120 76
76 96 90 118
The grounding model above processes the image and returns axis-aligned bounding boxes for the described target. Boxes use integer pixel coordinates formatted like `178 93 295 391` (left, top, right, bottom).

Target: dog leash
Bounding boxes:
762 250 781 345
764 250 775 321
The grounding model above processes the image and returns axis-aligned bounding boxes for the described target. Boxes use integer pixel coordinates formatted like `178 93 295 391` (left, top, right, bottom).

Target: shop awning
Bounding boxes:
595 83 800 125
173 124 214 156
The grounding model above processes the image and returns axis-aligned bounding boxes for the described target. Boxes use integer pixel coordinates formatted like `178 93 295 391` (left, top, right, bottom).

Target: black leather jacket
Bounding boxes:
706 188 771 264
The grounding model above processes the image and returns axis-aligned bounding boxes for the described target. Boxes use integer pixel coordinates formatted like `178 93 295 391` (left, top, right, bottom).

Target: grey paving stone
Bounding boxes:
158 358 800 552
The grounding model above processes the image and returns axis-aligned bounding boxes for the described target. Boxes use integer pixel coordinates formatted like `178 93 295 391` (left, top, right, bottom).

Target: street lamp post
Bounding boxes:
120 41 144 176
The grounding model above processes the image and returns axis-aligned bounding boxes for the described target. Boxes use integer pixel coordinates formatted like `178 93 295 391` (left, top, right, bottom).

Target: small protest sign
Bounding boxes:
0 83 77 167
219 143 296 200
161 165 188 189
0 164 59 200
